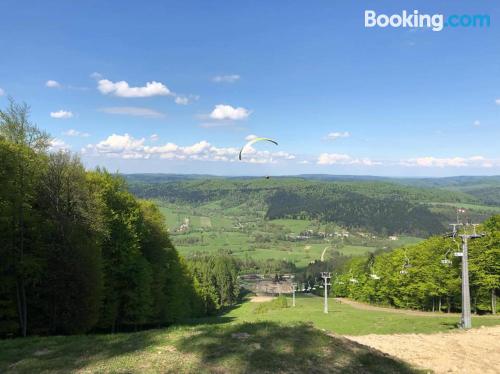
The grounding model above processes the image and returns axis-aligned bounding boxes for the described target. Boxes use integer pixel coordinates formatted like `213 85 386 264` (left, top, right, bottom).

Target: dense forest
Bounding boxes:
0 100 239 337
265 189 444 236
327 216 500 314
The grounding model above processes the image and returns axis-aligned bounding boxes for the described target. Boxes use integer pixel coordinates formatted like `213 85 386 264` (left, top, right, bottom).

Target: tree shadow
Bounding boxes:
176 321 421 373
439 321 460 329
0 329 160 373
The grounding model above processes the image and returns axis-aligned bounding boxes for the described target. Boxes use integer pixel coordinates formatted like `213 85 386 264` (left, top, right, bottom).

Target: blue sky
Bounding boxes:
0 0 499 176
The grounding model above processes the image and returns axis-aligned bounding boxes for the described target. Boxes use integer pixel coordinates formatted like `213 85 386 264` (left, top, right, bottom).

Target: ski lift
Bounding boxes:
399 250 411 275
440 247 453 266
368 256 380 280
347 268 358 283
450 234 462 257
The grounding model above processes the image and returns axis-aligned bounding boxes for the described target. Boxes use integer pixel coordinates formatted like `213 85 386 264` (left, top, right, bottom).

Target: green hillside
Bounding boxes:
126 175 500 236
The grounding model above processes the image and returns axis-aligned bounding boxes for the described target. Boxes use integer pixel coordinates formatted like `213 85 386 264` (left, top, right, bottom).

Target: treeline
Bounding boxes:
332 216 500 314
187 253 240 315
0 100 239 337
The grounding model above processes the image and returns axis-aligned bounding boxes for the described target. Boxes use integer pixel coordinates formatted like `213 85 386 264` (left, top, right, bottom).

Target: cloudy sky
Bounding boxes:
1 0 499 176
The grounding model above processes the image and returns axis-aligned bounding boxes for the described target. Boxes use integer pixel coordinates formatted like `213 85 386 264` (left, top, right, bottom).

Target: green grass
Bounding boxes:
3 296 499 373
270 218 315 233
426 201 500 213
0 321 421 374
156 200 423 268
221 295 500 336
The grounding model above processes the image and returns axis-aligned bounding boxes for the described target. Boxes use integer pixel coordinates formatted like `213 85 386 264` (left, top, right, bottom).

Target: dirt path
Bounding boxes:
320 246 329 262
249 296 275 303
345 326 500 374
336 298 459 317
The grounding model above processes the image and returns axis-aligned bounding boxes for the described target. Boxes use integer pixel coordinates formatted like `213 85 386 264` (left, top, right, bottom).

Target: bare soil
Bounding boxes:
249 296 275 303
336 298 459 317
346 326 500 374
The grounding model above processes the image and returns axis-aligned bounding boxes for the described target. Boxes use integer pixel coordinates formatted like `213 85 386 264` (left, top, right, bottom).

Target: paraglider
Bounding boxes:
238 137 278 160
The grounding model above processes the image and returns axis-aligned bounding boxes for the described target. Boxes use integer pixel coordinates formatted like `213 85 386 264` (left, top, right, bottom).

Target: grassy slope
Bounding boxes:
222 295 500 335
0 323 421 374
3 296 500 373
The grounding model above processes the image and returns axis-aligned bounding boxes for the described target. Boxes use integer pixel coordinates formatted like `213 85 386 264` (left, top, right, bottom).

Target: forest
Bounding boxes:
0 100 239 337
127 175 499 237
317 217 500 314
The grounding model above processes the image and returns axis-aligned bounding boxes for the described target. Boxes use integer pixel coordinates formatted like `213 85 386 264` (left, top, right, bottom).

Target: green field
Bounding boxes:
2 296 499 373
0 322 419 374
426 201 500 214
221 295 500 335
157 201 422 267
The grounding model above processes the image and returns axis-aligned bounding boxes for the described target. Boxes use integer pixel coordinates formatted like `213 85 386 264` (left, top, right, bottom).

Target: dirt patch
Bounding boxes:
345 326 500 374
336 298 459 317
249 296 275 303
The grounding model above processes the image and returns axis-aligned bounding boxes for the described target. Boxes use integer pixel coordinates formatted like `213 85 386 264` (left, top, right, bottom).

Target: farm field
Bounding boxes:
157 201 422 267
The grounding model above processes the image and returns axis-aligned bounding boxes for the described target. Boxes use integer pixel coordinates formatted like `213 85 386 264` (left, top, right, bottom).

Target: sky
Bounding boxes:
0 0 499 176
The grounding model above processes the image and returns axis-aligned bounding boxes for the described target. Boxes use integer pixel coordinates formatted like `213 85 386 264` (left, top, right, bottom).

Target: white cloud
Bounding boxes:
473 120 481 127
212 74 240 83
49 138 70 152
46 80 61 88
175 96 189 105
150 134 159 142
175 94 199 105
401 156 496 168
326 131 350 140
83 134 146 159
90 72 102 80
209 104 250 120
50 110 73 119
99 106 165 118
495 99 500 105
63 129 90 137
84 134 294 164
0 88 4 96
317 153 378 166
97 79 171 98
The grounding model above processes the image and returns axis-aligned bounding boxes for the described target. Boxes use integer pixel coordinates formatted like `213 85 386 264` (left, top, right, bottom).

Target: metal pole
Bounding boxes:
292 284 296 307
324 276 328 314
461 236 472 329
321 272 331 313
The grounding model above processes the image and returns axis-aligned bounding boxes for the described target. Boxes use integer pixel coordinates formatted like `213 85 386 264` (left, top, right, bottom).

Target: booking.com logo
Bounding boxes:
365 10 490 32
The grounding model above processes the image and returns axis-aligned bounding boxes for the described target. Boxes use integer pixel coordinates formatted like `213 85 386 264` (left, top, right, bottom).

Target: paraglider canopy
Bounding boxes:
239 137 278 160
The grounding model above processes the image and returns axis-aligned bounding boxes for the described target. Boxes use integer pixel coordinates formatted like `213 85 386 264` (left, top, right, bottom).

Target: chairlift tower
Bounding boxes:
321 272 331 314
445 214 484 329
